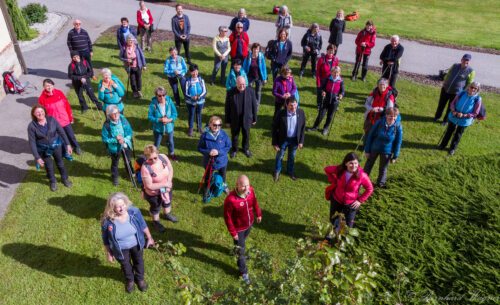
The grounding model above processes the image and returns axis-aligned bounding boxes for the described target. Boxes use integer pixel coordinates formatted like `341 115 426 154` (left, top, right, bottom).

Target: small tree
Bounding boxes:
6 0 30 40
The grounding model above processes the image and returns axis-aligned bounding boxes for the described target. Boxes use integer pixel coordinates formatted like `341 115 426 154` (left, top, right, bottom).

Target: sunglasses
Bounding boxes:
148 157 158 162
470 87 478 90
212 124 222 127
236 27 243 29
157 94 166 97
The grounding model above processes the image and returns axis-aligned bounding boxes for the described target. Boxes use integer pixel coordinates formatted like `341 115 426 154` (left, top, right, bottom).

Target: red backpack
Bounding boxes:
3 71 25 94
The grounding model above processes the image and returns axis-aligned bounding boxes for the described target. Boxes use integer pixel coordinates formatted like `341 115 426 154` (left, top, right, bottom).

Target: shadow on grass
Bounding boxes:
47 194 105 219
2 243 122 281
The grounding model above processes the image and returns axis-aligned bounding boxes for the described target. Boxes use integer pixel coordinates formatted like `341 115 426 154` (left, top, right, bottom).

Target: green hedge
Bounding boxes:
22 3 47 25
5 0 30 40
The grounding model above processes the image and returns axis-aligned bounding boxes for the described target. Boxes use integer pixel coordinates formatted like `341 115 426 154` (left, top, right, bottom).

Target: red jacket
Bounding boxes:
224 186 262 237
229 32 250 59
315 54 339 87
136 9 153 30
355 28 376 55
38 89 73 127
324 165 373 205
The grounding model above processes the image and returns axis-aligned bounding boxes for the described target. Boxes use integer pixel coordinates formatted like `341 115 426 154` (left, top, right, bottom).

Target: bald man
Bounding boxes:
225 76 257 158
67 19 95 78
223 175 262 284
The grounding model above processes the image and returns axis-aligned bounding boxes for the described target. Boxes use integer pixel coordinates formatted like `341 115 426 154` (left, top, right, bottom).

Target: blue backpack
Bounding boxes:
203 172 226 203
134 154 168 190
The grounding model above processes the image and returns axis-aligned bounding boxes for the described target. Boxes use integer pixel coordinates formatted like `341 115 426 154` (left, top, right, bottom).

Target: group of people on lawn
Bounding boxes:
27 2 483 291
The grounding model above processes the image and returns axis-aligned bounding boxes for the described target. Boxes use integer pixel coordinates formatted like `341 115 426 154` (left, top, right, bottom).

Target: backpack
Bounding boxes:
477 103 486 121
70 59 89 73
3 71 25 94
345 11 359 22
134 154 168 189
265 39 276 60
203 171 226 203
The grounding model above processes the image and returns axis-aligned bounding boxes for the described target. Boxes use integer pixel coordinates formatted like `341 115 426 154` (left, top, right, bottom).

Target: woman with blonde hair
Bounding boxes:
101 192 154 293
328 9 346 55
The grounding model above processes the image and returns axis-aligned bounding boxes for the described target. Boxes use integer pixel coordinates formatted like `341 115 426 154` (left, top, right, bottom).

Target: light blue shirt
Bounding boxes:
114 215 138 250
286 111 297 138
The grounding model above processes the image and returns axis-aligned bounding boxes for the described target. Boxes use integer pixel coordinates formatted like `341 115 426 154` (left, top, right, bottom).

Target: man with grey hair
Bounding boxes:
379 35 404 89
67 19 95 78
229 8 250 32
225 76 257 158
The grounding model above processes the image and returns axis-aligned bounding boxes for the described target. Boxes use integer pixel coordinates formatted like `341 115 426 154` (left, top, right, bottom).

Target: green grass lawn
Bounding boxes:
0 32 498 304
181 0 500 50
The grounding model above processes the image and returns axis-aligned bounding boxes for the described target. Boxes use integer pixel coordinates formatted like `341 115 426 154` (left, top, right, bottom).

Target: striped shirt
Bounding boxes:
67 28 92 52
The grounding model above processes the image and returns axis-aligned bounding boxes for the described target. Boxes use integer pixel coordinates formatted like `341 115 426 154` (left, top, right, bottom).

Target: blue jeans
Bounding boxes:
153 131 175 155
187 103 204 130
211 55 228 84
275 137 298 174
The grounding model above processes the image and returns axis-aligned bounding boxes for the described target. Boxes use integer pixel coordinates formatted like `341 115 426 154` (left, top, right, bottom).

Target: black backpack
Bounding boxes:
264 39 277 60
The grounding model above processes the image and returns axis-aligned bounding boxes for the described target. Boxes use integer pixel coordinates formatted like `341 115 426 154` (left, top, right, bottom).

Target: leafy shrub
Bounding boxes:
6 0 30 40
22 3 47 25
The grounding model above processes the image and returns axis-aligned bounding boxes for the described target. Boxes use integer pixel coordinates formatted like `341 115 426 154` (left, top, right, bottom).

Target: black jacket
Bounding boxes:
68 59 92 83
301 30 322 54
272 108 306 146
270 39 293 66
379 43 404 74
225 87 257 129
28 116 69 160
328 18 345 45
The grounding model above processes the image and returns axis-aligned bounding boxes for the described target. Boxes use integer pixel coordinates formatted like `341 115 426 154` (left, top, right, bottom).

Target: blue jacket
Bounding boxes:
116 25 138 50
242 52 268 81
448 90 482 127
226 69 248 91
98 75 126 113
185 76 207 105
148 96 178 134
101 115 134 155
364 116 403 158
119 45 146 69
101 206 147 260
171 14 191 40
164 56 187 78
198 128 231 170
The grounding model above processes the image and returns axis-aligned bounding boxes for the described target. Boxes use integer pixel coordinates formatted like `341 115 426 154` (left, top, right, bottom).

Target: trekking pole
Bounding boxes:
122 147 138 189
326 97 339 141
352 46 365 78
354 133 365 152
388 63 394 84
324 81 335 137
197 157 214 194
437 123 448 146
82 83 98 121
125 67 131 100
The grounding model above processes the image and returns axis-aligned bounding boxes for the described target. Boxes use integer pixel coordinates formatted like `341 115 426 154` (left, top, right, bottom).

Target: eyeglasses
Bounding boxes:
157 94 166 97
111 112 120 115
470 87 478 90
212 123 222 127
236 26 243 29
148 157 158 162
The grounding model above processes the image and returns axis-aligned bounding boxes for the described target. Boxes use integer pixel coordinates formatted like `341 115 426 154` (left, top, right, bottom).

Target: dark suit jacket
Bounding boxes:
225 87 257 129
272 108 306 146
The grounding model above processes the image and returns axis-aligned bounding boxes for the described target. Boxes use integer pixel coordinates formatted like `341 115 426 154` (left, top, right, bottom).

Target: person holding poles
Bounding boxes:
148 86 178 161
379 35 404 89
352 20 376 82
272 97 305 182
307 66 344 136
164 47 187 107
101 105 134 186
223 174 262 285
98 68 126 114
68 51 102 113
119 36 146 99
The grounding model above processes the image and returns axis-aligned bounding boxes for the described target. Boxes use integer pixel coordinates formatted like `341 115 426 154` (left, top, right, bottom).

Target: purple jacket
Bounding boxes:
272 76 297 104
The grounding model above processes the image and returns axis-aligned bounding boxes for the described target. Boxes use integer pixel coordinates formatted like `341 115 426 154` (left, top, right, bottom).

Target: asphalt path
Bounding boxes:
0 0 498 219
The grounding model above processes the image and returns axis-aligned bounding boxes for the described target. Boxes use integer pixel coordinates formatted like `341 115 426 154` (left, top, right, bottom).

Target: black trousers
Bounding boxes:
78 51 94 77
233 227 251 275
435 88 456 122
128 67 142 93
110 148 133 179
43 145 68 183
381 64 399 89
300 51 318 74
175 39 191 62
312 98 339 130
73 81 99 110
231 124 250 152
363 152 391 185
352 53 370 79
440 122 467 151
117 245 145 283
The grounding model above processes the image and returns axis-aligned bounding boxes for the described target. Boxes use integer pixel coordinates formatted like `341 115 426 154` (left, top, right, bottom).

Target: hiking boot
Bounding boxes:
321 128 329 136
376 182 387 189
361 77 366 82
441 121 448 126
81 108 89 114
244 150 252 158
351 75 357 81
289 173 298 181
137 280 148 292
138 91 143 98
448 149 455 156
133 92 139 99
210 81 215 86
230 149 237 158
242 273 250 285
74 147 82 155
50 182 57 192
437 144 446 151
187 128 193 137
163 213 178 223
299 71 304 79
306 127 317 132
197 128 203 134
125 281 135 293
96 103 103 111
62 179 73 188
112 176 119 186
169 154 179 162
153 221 166 233
273 171 280 182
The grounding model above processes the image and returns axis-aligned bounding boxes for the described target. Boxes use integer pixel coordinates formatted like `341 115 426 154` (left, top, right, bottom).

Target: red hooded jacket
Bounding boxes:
38 88 73 127
324 165 373 205
224 186 262 237
315 54 339 87
355 28 376 55
229 32 250 59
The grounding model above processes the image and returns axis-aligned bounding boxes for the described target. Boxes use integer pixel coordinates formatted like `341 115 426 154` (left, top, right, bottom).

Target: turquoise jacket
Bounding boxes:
148 96 178 134
242 52 268 81
164 55 187 78
185 76 207 105
101 115 133 155
365 116 403 158
448 90 482 127
225 69 248 91
98 75 126 113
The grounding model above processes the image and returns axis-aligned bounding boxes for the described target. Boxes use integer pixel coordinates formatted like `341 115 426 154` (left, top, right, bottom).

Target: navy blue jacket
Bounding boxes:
198 128 231 170
101 206 147 260
364 117 403 158
116 25 138 50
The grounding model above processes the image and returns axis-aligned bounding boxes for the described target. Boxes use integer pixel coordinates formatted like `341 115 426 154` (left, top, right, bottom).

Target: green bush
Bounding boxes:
22 3 47 25
5 0 30 40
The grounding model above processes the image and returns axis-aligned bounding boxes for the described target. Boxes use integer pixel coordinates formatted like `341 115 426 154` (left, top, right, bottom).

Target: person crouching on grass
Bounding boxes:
223 175 262 285
101 192 154 293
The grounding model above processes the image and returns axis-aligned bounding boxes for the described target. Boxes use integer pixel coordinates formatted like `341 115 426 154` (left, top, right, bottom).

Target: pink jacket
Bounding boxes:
324 165 373 205
38 89 73 127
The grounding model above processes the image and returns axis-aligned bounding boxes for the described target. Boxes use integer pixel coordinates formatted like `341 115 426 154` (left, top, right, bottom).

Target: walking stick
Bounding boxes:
352 46 365 78
122 147 138 189
437 123 448 147
324 80 336 137
125 67 131 100
197 157 214 194
81 87 97 122
354 133 365 152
